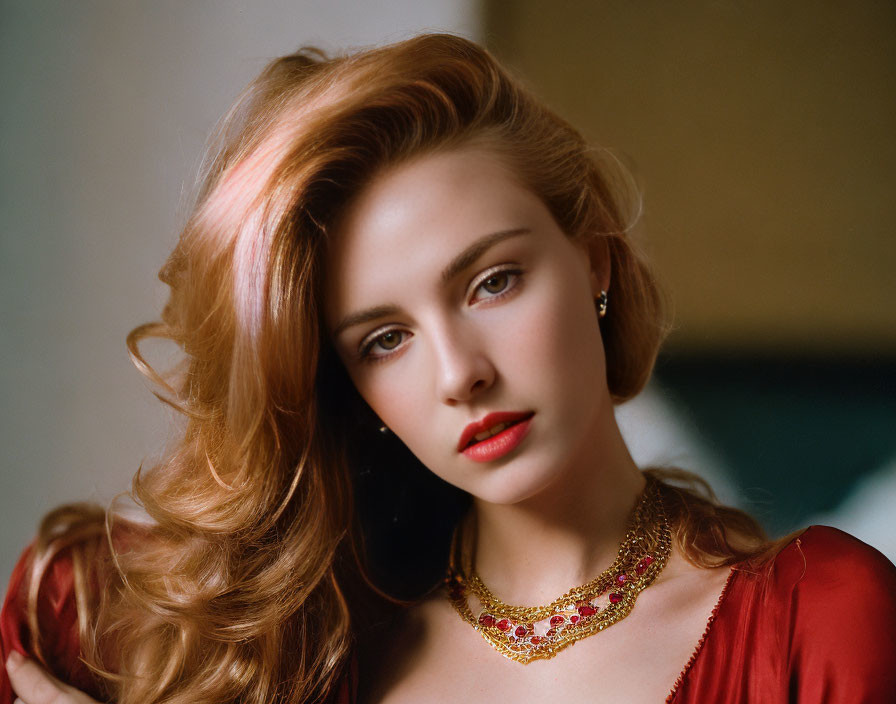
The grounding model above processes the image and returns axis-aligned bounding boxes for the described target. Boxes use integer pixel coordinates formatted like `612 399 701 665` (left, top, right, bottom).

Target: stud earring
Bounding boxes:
379 425 389 434
596 290 608 318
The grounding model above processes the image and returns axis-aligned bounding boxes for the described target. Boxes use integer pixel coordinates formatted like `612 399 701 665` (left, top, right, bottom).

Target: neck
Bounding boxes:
470 409 645 606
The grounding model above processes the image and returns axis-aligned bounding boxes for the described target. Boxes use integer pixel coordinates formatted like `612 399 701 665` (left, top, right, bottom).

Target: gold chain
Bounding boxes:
445 477 672 663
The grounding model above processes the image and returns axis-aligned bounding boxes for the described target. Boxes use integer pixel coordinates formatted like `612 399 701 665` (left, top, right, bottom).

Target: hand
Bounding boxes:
5 651 101 704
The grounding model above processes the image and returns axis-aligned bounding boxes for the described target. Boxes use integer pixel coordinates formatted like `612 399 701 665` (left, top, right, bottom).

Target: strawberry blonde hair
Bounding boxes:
23 34 769 703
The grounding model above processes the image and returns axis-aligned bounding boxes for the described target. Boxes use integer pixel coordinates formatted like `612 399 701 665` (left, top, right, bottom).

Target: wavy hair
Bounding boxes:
22 34 774 703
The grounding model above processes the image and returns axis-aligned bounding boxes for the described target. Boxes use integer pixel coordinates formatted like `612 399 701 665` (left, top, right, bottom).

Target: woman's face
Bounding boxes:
324 146 612 505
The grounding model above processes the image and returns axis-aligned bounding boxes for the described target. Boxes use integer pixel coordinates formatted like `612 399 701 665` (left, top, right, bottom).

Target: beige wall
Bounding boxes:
484 1 896 353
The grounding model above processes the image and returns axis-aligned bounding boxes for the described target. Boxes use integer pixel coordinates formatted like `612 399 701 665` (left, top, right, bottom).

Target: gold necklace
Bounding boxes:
445 477 672 664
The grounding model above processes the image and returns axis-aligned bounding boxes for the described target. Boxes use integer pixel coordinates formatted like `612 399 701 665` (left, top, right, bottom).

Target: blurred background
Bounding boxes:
2 1 894 589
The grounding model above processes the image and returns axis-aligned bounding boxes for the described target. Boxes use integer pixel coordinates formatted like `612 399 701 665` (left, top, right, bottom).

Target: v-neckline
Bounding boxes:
664 564 739 703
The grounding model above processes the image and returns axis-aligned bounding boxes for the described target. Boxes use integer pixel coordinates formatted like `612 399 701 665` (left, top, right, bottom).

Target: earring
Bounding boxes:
379 425 389 434
596 290 608 318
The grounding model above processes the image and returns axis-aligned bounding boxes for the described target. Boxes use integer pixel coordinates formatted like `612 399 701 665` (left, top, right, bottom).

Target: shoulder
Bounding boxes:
755 525 896 700
357 601 425 702
1 514 150 701
781 523 892 565
358 592 458 704
2 541 81 658
766 525 896 602
1 540 86 701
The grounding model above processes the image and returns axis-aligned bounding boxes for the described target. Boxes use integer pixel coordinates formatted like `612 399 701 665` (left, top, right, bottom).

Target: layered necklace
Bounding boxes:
445 477 672 664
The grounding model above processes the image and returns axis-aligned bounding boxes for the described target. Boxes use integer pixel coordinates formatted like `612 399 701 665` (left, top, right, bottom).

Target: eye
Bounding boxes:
375 330 403 350
359 328 410 362
470 266 523 303
482 272 510 294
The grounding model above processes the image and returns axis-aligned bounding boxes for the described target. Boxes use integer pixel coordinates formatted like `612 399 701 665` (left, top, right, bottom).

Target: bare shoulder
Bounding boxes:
359 593 459 704
634 540 733 643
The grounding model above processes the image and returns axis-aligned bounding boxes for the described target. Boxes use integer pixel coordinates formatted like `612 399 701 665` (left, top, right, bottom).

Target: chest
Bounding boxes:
393 622 692 704
363 567 731 704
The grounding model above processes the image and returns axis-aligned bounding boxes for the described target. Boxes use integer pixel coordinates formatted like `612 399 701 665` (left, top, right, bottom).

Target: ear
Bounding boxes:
576 235 611 297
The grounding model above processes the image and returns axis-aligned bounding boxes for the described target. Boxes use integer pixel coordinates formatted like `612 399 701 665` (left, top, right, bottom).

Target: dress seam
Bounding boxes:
664 564 738 703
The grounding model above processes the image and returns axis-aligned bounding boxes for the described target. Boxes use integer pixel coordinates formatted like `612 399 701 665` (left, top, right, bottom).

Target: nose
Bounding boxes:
431 324 496 405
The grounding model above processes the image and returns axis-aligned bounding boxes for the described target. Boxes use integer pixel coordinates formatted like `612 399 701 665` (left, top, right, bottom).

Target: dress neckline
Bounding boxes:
663 564 739 703
662 527 812 702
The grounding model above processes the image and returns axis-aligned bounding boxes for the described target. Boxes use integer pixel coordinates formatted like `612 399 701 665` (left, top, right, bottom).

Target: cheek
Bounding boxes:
352 373 404 422
351 366 433 449
503 278 605 393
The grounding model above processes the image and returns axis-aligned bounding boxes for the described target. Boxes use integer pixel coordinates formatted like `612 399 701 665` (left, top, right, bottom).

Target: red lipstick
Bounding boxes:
458 411 534 463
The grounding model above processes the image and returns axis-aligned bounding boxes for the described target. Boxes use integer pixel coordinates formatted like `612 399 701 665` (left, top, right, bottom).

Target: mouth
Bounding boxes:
457 411 535 452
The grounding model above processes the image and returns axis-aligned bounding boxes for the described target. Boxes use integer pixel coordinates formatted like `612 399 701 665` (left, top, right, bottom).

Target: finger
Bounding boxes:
6 651 70 704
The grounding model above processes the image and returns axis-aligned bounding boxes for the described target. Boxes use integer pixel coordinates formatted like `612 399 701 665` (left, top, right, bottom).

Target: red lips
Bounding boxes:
457 411 535 452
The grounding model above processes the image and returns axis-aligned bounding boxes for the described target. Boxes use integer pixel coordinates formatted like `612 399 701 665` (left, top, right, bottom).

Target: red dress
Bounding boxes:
666 525 896 703
2 526 895 703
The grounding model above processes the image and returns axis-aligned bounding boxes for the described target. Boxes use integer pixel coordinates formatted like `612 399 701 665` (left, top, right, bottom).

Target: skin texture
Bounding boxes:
327 147 731 703
327 146 613 504
327 146 646 603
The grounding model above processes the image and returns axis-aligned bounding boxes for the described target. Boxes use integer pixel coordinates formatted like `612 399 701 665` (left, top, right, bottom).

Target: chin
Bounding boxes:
470 460 566 506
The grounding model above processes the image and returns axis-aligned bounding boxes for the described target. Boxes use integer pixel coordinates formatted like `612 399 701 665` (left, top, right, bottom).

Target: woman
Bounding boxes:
2 33 895 704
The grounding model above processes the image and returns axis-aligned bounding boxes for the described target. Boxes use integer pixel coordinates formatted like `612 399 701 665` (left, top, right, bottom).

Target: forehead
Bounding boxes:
323 147 553 323
334 146 535 249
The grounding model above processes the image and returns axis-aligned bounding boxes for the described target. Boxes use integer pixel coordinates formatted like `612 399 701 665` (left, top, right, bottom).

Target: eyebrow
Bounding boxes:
331 227 531 338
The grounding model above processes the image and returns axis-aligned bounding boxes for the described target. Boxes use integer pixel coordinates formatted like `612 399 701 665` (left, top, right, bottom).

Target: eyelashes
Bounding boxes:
357 264 524 363
359 328 409 361
470 267 517 303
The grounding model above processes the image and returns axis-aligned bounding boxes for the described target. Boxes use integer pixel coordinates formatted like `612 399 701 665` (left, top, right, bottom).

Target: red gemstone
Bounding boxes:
609 592 623 604
530 636 543 645
636 555 654 575
478 613 496 628
546 628 557 637
616 573 628 585
515 625 529 638
550 615 565 626
496 619 511 632
569 615 580 624
577 604 597 617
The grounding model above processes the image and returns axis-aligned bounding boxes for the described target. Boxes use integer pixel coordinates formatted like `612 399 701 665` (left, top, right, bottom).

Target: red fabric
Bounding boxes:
0 540 354 704
2 526 894 703
668 526 896 703
0 543 103 703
